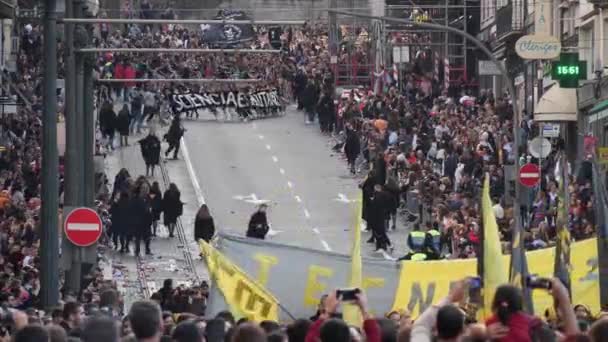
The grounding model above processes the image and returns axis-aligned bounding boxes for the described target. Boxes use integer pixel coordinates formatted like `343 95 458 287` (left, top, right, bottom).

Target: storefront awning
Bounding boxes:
534 85 577 122
589 98 608 115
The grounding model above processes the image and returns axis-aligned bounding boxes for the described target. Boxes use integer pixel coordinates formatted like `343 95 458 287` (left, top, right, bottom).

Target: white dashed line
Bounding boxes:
303 209 311 219
266 144 271 150
279 168 285 175
312 228 320 234
381 250 397 261
287 181 293 188
321 240 332 251
258 135 264 140
294 195 302 203
272 156 278 163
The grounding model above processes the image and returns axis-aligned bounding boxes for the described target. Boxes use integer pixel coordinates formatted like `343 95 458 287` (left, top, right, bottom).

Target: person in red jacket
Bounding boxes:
123 61 136 101
113 58 126 100
305 290 380 342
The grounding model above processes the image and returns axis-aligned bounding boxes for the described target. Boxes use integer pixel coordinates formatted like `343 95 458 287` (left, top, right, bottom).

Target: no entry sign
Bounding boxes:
64 207 103 247
519 163 541 188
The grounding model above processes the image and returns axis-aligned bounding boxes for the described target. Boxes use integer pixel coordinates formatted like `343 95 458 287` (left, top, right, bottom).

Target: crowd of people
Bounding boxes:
292 33 597 259
2 0 605 341
4 276 608 342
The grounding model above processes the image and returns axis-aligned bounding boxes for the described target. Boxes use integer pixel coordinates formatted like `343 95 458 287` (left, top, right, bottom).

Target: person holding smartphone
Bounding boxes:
304 289 380 342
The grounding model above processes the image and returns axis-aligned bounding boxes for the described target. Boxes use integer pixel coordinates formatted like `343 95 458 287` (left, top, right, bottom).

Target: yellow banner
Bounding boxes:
200 240 280 322
343 193 363 327
391 238 600 318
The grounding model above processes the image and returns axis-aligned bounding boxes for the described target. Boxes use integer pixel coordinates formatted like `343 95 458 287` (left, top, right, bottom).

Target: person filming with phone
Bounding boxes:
304 288 380 342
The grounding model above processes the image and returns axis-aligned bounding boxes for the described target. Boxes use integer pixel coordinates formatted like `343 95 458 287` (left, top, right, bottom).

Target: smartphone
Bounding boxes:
468 276 482 289
468 277 482 303
526 275 552 290
336 288 361 302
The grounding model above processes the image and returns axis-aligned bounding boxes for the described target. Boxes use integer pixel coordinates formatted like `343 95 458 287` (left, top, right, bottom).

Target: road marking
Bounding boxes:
250 193 258 201
180 137 206 205
272 156 278 163
334 193 352 203
279 168 285 175
321 240 332 251
381 250 397 261
266 144 271 150
287 181 293 188
312 228 320 234
294 195 302 203
303 209 311 218
258 135 264 140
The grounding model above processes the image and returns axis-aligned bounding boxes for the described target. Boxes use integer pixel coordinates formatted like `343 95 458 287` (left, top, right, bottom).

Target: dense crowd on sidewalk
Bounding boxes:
290 27 597 259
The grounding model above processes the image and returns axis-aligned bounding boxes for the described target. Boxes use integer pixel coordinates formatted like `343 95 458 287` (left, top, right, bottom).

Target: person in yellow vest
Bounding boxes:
407 223 426 253
425 222 443 260
397 224 428 261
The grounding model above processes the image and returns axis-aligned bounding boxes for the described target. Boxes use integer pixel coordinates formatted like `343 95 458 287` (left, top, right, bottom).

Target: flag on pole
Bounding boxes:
343 193 364 327
481 174 508 318
508 213 534 313
554 155 572 293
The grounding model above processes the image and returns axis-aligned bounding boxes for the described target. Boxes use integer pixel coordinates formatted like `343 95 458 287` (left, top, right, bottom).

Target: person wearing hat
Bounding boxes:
247 204 270 240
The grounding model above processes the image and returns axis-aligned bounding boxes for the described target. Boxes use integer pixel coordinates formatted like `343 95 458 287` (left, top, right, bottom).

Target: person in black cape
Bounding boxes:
139 132 161 177
194 204 215 243
246 204 270 239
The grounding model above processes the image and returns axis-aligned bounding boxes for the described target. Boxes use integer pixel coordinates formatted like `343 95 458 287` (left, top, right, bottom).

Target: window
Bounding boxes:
579 26 594 80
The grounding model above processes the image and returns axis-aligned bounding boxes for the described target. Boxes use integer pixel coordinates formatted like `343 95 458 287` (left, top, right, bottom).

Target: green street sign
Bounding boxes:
551 53 587 88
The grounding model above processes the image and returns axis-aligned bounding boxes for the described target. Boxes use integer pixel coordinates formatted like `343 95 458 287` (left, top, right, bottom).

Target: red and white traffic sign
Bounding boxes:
519 163 541 188
64 207 103 247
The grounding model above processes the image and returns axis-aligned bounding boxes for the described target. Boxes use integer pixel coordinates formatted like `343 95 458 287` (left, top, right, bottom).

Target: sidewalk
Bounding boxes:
102 130 208 309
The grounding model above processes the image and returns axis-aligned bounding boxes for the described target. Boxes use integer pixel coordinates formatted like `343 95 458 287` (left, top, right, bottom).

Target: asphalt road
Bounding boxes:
183 106 409 257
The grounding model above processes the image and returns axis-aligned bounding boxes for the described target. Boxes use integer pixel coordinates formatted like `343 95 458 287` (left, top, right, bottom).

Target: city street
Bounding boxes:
181 106 410 257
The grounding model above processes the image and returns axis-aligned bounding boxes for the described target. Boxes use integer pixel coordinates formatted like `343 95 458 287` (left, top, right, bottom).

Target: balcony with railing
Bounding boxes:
495 0 525 42
0 0 14 18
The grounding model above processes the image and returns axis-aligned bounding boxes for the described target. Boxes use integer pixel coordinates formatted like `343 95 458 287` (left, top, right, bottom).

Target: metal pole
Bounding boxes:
76 48 282 54
328 10 523 220
83 42 95 209
40 0 60 309
61 18 306 25
63 0 78 208
95 78 266 83
65 0 85 294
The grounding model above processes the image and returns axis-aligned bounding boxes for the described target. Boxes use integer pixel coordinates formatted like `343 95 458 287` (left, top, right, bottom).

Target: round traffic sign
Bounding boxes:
64 207 103 247
519 163 541 188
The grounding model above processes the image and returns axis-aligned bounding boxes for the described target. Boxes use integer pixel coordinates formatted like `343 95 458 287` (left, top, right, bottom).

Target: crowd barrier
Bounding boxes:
200 234 600 322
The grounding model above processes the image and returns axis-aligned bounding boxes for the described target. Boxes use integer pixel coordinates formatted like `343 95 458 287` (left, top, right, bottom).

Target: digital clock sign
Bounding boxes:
551 53 587 88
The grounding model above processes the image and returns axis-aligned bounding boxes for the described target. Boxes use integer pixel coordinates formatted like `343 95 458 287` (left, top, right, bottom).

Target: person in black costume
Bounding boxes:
194 204 215 243
246 204 270 239
139 132 161 177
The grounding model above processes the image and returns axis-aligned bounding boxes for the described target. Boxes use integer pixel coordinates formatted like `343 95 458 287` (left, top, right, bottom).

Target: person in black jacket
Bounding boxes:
162 183 183 238
194 204 215 243
344 125 361 175
164 116 185 160
316 91 335 133
139 132 161 177
110 191 131 253
117 104 130 147
99 101 117 150
131 185 153 256
246 204 269 239
369 184 393 253
149 181 163 237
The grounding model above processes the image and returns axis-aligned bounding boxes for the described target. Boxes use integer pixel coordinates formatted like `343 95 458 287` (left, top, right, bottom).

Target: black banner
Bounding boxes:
171 89 282 113
200 10 255 46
